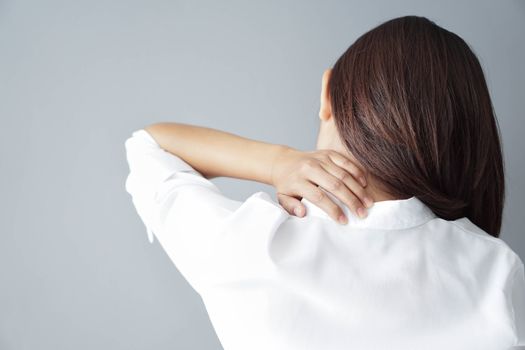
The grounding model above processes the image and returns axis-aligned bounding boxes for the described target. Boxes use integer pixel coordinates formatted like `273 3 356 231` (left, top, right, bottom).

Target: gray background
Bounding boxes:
1 0 524 349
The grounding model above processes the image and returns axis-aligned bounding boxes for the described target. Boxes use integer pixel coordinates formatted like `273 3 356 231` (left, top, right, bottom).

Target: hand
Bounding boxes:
271 147 374 224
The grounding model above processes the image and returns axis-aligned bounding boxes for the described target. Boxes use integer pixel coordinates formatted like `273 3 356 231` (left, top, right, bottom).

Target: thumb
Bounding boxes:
277 193 306 217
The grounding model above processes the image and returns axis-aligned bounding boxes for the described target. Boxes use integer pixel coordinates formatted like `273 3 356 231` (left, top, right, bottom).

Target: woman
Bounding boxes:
124 16 524 349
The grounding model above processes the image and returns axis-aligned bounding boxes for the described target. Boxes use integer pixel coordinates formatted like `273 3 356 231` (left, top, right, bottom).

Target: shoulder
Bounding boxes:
453 217 521 259
225 191 290 229
430 216 523 275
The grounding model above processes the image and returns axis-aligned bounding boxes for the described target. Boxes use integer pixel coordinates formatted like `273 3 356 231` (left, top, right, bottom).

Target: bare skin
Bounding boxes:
143 69 394 224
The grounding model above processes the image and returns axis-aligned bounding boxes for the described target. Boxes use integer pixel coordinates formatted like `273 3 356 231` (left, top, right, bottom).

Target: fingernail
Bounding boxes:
357 207 367 218
294 207 302 216
364 197 374 208
338 214 348 224
359 177 367 187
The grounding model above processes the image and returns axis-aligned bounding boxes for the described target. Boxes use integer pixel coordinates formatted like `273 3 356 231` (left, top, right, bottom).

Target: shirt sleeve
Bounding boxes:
510 259 525 345
124 128 290 293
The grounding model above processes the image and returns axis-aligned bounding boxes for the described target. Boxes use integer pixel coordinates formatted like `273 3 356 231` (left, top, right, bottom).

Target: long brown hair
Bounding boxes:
329 16 505 237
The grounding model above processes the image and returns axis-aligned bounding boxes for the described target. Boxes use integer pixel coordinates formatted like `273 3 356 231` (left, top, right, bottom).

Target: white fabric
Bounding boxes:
124 128 525 350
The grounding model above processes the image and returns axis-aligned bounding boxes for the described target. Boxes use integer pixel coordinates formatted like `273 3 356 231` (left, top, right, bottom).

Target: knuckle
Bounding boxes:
349 197 362 210
313 189 324 203
355 187 367 198
285 182 299 194
307 158 317 166
330 151 342 161
339 171 349 181
302 159 316 170
350 164 363 177
329 179 342 191
346 161 356 172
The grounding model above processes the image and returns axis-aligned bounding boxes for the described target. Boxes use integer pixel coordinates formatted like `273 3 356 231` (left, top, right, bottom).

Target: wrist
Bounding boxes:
269 144 296 187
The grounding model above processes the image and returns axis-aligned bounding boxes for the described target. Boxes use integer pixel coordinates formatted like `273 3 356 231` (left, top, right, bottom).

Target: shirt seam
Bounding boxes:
449 220 516 253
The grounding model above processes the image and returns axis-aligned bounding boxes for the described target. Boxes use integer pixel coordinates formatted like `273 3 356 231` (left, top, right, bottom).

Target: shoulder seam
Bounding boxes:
449 219 524 266
449 219 513 252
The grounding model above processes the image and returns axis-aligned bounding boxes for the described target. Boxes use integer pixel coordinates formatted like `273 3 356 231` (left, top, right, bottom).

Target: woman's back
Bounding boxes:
198 193 524 350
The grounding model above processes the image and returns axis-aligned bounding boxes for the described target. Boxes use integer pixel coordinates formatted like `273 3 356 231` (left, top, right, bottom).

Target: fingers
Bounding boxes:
305 164 370 220
319 160 374 210
299 180 348 224
277 193 305 217
327 151 368 187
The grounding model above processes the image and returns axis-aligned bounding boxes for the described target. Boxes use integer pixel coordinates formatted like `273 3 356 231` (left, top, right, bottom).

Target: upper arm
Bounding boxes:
124 128 290 293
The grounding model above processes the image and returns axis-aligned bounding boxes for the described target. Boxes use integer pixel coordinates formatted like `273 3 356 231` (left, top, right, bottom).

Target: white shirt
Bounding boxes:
124 128 525 350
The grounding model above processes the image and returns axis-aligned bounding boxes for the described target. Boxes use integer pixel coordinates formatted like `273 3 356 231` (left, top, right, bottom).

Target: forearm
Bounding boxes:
144 122 289 185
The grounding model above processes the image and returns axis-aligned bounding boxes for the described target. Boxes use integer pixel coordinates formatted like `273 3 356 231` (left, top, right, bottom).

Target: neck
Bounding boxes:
364 175 408 203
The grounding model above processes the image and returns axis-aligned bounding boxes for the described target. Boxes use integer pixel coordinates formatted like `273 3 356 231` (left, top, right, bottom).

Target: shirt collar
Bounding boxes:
300 189 437 230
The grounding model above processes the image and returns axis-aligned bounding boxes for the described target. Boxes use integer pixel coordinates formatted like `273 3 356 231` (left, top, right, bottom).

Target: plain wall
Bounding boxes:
1 0 524 349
